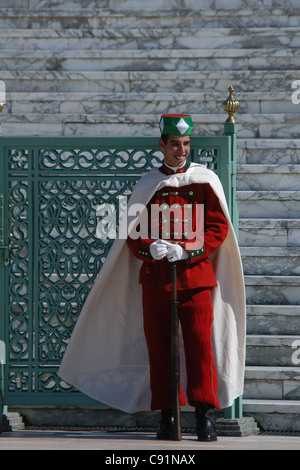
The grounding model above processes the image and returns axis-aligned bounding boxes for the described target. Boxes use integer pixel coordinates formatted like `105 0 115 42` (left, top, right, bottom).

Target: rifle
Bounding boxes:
171 261 181 441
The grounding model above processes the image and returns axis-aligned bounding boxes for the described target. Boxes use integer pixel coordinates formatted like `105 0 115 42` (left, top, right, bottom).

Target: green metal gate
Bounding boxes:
0 124 240 427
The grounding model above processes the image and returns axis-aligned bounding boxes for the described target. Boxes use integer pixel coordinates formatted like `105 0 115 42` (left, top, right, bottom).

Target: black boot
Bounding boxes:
195 402 218 442
156 409 176 440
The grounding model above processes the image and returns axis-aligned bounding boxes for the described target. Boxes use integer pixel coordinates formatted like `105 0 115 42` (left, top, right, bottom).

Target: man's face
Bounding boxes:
159 135 191 167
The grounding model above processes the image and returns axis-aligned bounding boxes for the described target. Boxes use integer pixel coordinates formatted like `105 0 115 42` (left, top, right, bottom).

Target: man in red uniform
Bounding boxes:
127 114 229 441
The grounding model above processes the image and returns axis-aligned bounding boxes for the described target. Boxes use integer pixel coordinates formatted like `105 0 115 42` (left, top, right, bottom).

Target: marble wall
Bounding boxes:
1 0 300 432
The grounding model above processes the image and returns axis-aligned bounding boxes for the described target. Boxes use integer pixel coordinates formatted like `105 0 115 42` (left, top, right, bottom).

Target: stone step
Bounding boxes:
237 191 300 219
0 0 299 9
0 7 299 29
244 366 300 400
237 164 300 191
243 399 300 432
245 275 300 305
0 111 226 136
1 27 300 51
0 48 299 72
219 0 300 7
1 412 25 431
246 305 300 335
246 335 300 367
1 112 300 138
0 0 299 436
4 91 297 116
239 218 300 247
237 139 300 164
241 247 300 276
0 70 297 94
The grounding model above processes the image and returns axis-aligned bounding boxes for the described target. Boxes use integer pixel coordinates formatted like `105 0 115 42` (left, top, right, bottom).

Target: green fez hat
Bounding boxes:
159 114 193 136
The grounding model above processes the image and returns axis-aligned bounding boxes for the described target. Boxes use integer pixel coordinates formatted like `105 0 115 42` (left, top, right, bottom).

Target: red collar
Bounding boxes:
159 163 187 175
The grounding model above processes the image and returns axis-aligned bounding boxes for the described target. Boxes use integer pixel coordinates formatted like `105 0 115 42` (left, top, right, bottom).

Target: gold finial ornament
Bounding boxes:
222 86 240 123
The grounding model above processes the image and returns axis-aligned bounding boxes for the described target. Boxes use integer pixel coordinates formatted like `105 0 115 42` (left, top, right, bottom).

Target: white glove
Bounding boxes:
150 240 188 262
150 239 169 260
164 241 189 262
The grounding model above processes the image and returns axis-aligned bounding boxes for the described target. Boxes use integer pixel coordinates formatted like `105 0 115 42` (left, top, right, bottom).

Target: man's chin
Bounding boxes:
174 158 186 165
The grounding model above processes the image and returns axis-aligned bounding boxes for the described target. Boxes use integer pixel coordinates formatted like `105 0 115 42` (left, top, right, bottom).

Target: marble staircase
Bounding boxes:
1 0 300 431
237 138 300 431
1 2 300 137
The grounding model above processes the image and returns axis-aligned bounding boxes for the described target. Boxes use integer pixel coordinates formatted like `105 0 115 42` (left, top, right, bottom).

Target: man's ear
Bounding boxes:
159 139 165 152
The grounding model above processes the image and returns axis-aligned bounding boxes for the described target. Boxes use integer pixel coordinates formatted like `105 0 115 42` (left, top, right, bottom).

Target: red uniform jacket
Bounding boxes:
127 163 229 291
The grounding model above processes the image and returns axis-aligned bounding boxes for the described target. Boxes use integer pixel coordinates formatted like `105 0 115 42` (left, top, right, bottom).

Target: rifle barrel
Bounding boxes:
171 261 181 441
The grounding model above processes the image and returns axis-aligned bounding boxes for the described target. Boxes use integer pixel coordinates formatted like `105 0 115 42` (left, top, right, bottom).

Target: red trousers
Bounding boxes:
142 286 220 411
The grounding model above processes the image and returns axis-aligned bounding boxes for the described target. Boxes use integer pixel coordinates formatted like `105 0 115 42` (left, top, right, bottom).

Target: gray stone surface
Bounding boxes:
1 0 300 433
1 430 300 451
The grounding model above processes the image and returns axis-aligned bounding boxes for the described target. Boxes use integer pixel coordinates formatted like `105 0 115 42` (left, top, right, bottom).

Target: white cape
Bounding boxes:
58 163 246 413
